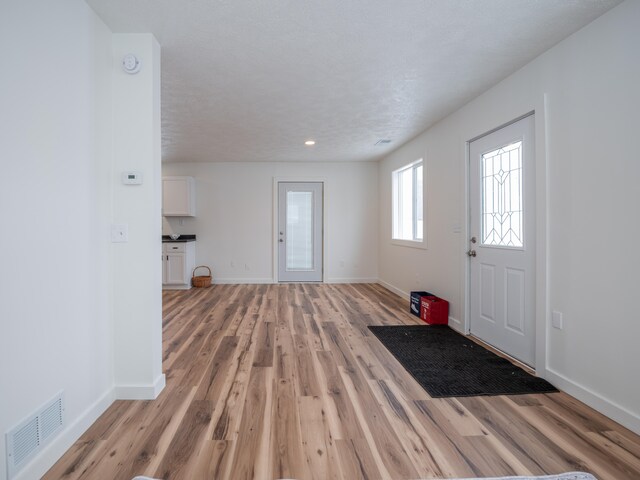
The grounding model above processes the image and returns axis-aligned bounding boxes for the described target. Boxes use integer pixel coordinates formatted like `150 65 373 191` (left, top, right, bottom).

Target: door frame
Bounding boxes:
272 177 328 283
462 96 549 376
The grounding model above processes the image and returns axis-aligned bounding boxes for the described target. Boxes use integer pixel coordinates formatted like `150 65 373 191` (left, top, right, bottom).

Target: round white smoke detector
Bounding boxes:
122 54 141 74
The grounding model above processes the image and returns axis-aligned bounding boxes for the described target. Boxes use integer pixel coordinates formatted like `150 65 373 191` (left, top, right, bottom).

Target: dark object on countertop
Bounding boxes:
368 325 557 398
162 234 196 243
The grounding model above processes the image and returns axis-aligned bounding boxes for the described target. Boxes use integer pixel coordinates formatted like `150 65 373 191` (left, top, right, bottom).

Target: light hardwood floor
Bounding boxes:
45 284 640 480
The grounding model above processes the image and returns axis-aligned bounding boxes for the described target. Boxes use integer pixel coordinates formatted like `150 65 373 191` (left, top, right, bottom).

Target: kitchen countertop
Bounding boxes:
162 234 196 243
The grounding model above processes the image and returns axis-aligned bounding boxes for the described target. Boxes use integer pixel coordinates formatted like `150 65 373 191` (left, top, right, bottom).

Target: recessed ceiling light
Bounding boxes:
304 140 316 146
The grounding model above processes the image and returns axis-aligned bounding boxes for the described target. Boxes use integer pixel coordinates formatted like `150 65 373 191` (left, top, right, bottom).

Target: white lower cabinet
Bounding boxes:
162 242 196 289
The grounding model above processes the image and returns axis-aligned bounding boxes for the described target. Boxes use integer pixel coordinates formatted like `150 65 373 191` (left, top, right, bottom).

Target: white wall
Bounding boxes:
0 1 114 479
378 0 640 433
0 4 164 479
162 162 379 283
111 34 164 399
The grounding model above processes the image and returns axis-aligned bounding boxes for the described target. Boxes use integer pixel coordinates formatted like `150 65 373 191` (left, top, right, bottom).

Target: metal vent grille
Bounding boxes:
6 392 64 479
40 397 63 441
11 418 39 466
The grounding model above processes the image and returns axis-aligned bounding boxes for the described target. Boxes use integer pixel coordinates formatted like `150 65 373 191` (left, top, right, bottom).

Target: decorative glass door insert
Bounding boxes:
481 141 523 248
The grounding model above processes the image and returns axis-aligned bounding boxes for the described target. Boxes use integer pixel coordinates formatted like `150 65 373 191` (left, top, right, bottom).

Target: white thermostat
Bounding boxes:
122 171 143 185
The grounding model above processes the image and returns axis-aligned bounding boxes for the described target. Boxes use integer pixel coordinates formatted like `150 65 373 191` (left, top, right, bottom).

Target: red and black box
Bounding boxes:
410 291 433 317
420 296 449 325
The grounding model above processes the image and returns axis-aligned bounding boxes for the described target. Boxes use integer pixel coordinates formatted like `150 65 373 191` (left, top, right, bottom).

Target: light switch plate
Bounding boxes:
111 224 129 243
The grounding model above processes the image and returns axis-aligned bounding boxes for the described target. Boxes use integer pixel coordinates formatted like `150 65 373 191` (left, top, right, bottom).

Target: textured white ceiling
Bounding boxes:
86 0 620 163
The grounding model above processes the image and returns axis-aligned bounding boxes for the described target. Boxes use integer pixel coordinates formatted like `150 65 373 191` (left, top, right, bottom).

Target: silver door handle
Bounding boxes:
279 239 284 243
467 250 476 257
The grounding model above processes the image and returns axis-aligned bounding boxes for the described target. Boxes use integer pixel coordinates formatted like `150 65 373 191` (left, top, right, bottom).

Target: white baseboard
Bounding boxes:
377 281 465 330
326 277 378 284
14 388 115 480
376 279 410 299
545 368 640 435
448 316 464 333
212 277 379 285
162 284 192 290
115 373 166 400
378 277 640 435
213 277 275 284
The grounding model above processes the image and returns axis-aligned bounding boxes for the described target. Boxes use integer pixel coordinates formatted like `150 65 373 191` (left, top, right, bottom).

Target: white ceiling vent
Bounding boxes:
5 392 65 479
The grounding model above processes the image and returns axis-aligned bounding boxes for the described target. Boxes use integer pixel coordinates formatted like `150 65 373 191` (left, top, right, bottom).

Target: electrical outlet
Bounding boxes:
552 310 563 330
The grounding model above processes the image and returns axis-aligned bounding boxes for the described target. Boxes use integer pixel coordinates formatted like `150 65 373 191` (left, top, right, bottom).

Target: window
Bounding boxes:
392 159 423 243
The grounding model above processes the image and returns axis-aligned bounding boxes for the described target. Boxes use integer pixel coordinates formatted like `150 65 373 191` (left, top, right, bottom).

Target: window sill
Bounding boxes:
391 238 427 250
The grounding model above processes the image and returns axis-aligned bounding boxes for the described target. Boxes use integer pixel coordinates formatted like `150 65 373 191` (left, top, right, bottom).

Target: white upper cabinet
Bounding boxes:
162 176 196 216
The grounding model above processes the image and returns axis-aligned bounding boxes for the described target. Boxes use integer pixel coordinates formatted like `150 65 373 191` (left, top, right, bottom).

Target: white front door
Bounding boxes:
278 182 323 282
469 114 536 366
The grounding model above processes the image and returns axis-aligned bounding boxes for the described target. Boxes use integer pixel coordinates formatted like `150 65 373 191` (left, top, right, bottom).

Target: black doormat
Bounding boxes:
368 325 557 398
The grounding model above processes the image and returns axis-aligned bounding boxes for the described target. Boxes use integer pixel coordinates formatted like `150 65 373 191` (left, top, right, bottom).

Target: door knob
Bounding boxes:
279 239 284 243
467 249 476 257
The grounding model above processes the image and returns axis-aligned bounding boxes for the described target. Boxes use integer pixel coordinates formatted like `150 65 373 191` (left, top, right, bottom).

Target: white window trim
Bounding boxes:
391 159 426 249
391 237 427 249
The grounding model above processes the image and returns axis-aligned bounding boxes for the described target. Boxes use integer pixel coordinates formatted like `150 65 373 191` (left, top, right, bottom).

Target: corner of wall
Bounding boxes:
544 368 640 436
13 388 115 480
114 373 165 400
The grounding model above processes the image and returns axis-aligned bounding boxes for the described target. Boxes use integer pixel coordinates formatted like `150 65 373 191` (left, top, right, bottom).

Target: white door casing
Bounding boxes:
469 114 536 366
278 182 323 282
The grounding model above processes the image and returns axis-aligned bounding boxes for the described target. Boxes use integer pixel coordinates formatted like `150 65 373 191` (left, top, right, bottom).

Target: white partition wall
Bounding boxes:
162 162 378 284
111 34 164 400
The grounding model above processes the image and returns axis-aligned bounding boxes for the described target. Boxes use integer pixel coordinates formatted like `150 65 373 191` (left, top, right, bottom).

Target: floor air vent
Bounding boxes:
6 392 64 479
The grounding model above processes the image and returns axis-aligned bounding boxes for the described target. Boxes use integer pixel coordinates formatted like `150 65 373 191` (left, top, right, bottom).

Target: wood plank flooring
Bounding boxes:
44 284 640 480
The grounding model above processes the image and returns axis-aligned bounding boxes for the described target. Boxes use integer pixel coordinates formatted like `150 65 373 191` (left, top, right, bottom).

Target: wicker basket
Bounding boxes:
192 266 212 288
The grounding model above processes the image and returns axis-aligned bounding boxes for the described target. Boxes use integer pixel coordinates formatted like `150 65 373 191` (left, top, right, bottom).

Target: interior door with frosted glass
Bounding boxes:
278 182 323 282
469 114 535 366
